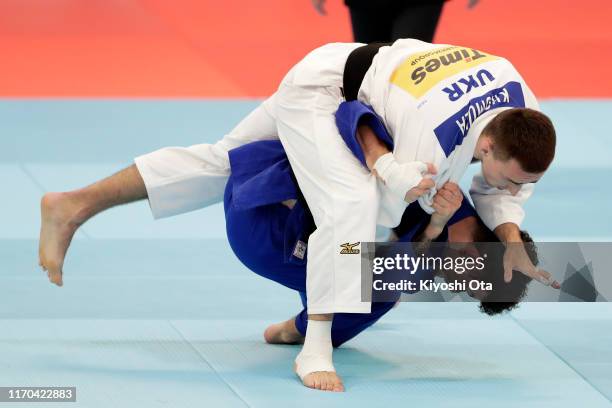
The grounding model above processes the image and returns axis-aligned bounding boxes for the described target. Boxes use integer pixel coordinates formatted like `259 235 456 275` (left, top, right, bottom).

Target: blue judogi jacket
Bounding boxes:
228 140 312 267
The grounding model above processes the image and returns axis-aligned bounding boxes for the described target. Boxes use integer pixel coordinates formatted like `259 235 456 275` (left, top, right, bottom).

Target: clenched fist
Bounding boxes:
429 182 463 229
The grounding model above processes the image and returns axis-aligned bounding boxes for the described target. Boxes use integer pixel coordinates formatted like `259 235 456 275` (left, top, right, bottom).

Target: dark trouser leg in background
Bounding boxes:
391 1 445 42
348 5 392 43
347 0 444 43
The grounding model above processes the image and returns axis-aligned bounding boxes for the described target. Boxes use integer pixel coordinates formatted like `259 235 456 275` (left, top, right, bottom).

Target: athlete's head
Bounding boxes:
474 227 536 316
476 108 556 195
444 217 536 315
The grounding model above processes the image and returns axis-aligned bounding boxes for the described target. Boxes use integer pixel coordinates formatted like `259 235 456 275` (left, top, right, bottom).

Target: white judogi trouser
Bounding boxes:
134 96 278 219
135 43 375 314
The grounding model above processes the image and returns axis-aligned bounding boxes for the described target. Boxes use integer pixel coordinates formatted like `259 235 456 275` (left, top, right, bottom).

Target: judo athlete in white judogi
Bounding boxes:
38 39 556 392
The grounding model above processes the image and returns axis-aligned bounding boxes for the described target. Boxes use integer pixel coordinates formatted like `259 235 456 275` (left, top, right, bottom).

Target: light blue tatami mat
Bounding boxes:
0 100 611 407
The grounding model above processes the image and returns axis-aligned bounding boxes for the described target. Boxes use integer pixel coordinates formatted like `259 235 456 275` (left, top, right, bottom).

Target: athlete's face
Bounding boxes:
480 152 544 196
443 217 492 300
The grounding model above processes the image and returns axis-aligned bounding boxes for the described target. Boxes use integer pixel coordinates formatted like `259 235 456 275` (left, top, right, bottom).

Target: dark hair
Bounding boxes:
483 108 556 173
477 229 536 316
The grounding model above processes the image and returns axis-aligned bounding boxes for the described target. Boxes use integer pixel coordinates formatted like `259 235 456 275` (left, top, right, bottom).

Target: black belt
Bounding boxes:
342 42 390 101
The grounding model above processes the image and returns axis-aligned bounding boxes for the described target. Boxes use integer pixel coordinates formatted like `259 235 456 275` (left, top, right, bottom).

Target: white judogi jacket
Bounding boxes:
358 39 539 230
135 40 540 314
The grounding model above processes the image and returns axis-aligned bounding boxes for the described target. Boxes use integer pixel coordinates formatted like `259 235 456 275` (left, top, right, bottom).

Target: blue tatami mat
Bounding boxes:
170 317 610 407
0 239 303 320
1 99 611 406
0 316 609 407
513 316 612 401
0 164 53 239
2 237 611 406
0 320 249 408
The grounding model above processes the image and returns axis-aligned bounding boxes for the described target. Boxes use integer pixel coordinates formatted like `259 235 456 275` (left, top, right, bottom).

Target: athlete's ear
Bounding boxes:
478 135 493 157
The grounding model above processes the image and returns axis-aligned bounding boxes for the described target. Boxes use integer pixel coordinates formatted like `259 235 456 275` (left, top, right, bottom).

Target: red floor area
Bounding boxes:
0 0 610 98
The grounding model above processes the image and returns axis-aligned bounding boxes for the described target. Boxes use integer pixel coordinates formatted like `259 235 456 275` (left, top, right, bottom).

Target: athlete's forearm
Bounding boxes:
357 124 390 172
422 223 444 241
412 222 444 255
494 222 523 243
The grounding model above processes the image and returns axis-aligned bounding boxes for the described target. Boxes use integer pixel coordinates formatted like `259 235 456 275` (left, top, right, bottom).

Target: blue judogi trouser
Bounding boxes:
224 174 399 347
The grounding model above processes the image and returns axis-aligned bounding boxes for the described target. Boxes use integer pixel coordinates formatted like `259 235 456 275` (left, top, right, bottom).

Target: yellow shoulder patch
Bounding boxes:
390 46 499 99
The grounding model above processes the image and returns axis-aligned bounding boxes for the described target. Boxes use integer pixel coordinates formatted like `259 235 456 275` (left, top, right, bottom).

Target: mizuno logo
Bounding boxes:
340 242 361 254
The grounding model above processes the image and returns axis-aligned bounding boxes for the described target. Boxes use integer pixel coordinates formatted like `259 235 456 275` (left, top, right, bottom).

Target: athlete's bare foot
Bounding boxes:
264 318 343 391
39 192 85 286
263 317 304 345
294 363 345 392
